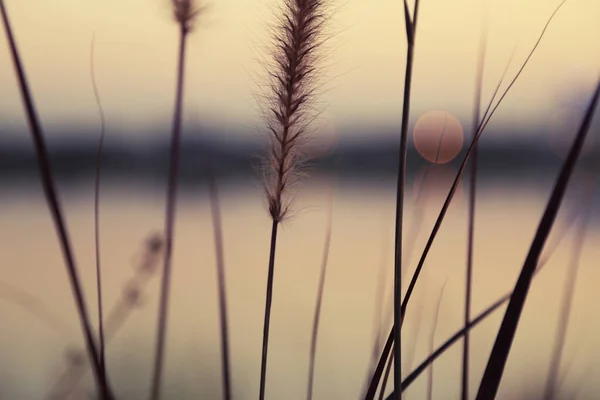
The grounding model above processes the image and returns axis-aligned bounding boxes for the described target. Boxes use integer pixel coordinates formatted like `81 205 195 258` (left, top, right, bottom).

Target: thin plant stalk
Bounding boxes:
428 282 447 400
149 20 191 400
0 281 71 336
0 2 112 398
47 235 164 400
384 192 586 396
208 174 232 400
379 286 426 400
259 1 327 398
378 351 394 400
366 233 390 393
260 220 280 400
402 0 567 323
393 1 421 395
403 285 426 378
366 4 565 395
363 222 393 399
368 44 516 400
365 318 394 400
542 192 592 400
475 77 600 400
364 163 432 400
91 32 108 387
464 20 488 400
306 189 333 400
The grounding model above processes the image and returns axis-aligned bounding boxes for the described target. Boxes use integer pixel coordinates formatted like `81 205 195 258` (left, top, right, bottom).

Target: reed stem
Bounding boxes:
149 24 189 400
0 2 112 398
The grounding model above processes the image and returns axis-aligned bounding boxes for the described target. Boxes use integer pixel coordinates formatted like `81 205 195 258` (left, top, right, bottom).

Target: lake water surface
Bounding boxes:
1 174 599 400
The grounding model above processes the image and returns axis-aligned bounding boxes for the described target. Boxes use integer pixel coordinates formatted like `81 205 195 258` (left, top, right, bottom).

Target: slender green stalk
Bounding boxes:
149 22 190 400
91 32 108 388
393 1 420 396
475 77 599 400
0 2 112 398
208 175 232 400
464 20 488 400
306 192 333 400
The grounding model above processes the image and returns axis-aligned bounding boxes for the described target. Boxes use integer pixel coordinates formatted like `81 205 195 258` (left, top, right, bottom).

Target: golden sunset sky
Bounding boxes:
0 0 599 140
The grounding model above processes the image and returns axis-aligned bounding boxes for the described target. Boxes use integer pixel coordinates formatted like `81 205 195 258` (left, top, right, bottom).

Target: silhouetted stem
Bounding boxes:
150 25 189 400
0 2 112 398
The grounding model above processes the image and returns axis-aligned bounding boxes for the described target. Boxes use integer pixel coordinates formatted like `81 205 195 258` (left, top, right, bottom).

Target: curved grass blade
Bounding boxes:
464 14 488 400
475 77 600 400
208 174 232 400
542 181 595 400
364 37 515 400
90 32 108 389
393 0 421 395
0 2 112 398
381 186 587 396
365 5 568 397
306 189 333 400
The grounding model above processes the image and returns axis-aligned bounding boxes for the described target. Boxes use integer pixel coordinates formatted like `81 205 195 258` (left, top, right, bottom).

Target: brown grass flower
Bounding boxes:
264 0 327 222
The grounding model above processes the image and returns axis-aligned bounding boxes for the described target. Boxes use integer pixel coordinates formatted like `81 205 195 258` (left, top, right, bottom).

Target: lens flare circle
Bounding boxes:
413 111 464 164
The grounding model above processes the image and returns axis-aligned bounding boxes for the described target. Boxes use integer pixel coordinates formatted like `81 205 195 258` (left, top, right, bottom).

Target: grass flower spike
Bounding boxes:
259 0 328 399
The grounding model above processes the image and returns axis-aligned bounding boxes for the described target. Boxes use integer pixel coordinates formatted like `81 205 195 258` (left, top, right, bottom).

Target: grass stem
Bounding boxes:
208 175 232 400
259 220 280 400
149 24 189 400
306 191 333 400
91 32 108 391
393 1 420 397
464 19 488 400
0 2 112 398
475 77 599 400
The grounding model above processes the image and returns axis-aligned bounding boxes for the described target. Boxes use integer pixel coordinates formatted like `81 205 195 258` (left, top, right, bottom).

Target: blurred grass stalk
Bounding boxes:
306 187 333 400
208 174 232 400
542 178 596 400
259 1 327 399
399 189 591 392
427 282 447 400
475 76 599 400
90 32 108 391
47 235 164 400
0 1 113 398
150 1 202 399
464 14 488 400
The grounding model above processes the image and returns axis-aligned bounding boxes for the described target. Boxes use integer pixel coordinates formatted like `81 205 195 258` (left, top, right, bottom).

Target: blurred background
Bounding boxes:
1 0 600 399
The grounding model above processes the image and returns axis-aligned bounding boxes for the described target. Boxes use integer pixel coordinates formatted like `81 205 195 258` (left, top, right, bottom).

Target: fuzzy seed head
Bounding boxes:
263 0 327 222
171 0 203 32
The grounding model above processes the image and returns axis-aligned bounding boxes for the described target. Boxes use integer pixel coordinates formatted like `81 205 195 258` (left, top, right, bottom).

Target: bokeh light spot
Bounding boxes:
413 111 464 164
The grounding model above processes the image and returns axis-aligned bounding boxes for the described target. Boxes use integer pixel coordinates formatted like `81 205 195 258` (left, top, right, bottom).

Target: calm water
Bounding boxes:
1 174 599 400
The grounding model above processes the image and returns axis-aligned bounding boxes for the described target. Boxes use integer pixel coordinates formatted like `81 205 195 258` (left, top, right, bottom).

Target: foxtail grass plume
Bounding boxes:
258 1 328 399
171 0 203 32
150 2 203 399
264 0 327 222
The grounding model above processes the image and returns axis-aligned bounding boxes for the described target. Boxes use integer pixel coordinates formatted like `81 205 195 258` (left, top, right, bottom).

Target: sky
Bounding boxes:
0 0 599 143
